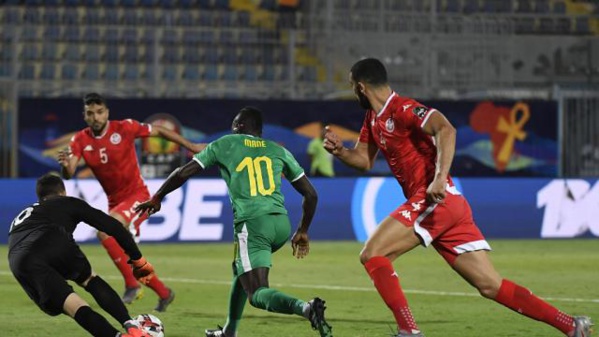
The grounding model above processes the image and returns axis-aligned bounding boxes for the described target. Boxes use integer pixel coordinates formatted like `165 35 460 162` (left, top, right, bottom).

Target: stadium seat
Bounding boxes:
176 10 194 26
21 44 39 61
259 0 276 10
40 63 56 80
104 8 121 24
43 8 60 24
63 8 79 24
123 44 139 62
41 43 59 60
158 0 176 8
121 28 138 44
556 17 571 34
65 0 84 5
575 17 590 35
123 0 139 6
3 8 21 25
24 0 43 5
140 28 155 44
182 64 200 80
20 26 39 41
198 11 214 26
104 28 120 43
0 64 11 77
123 11 139 24
222 64 238 81
105 63 120 80
239 47 257 64
61 63 78 79
19 63 37 79
553 1 566 14
262 64 276 80
63 44 81 61
140 46 155 63
199 30 216 44
219 30 234 44
23 7 42 24
203 64 219 80
64 26 80 42
0 45 14 61
83 27 101 43
214 0 230 10
198 0 212 8
463 0 479 13
539 17 554 33
179 0 195 7
244 64 259 81
83 63 101 80
84 44 102 62
85 9 102 24
204 48 219 63
445 0 460 12
237 11 250 27
43 26 61 41
222 46 238 64
104 45 121 62
163 64 180 80
123 64 139 80
182 46 202 63
516 0 533 13
102 0 119 7
534 0 550 13
162 28 180 45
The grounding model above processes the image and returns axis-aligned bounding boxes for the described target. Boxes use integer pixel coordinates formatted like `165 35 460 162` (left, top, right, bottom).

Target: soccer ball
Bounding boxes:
134 313 165 337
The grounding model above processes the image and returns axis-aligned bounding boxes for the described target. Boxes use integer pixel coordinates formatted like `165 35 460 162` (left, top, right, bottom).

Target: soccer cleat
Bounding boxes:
205 325 227 337
154 288 175 312
120 319 151 337
122 286 144 304
308 297 333 337
572 316 593 337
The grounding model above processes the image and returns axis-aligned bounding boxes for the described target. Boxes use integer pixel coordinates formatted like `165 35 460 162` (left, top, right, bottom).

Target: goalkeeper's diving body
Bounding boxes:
135 106 333 337
8 173 155 337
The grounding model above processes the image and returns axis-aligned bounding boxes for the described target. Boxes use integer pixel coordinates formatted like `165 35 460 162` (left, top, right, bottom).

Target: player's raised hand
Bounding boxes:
290 230 310 259
134 197 162 216
57 147 71 168
426 178 447 204
130 257 155 285
322 125 344 156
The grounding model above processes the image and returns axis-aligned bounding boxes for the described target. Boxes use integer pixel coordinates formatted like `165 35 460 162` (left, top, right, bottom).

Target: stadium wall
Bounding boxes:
1 177 597 244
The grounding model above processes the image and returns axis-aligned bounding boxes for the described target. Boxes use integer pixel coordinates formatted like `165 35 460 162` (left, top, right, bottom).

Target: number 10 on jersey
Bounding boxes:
236 156 275 196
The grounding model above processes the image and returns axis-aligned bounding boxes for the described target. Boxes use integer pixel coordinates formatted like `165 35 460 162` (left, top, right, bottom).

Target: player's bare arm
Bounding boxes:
57 148 80 180
289 175 318 259
135 160 203 216
149 124 207 154
323 126 378 171
422 111 457 203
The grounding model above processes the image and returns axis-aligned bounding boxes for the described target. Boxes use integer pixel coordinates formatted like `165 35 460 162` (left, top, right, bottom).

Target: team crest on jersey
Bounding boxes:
385 118 395 132
110 133 122 145
412 106 428 119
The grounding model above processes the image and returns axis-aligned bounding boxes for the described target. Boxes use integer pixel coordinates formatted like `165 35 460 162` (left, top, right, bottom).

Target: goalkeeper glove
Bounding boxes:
129 257 155 285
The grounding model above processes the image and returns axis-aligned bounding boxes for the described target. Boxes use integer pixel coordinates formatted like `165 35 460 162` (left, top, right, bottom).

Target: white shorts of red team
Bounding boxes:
390 187 491 265
108 191 151 239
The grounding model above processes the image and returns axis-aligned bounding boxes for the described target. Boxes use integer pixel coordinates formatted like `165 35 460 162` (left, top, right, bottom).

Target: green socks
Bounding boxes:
250 287 306 316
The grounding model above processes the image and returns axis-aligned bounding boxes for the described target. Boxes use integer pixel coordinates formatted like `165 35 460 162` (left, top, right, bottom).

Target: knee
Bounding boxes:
476 280 502 299
359 247 372 265
96 231 108 241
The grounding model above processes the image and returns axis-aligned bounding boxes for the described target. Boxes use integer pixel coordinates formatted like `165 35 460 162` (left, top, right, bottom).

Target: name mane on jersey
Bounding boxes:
244 139 266 148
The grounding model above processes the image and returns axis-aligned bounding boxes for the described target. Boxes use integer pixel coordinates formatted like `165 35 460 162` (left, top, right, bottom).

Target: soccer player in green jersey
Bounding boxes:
135 106 333 337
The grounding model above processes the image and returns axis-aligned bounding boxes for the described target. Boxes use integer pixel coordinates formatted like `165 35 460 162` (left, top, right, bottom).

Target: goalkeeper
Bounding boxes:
8 173 155 337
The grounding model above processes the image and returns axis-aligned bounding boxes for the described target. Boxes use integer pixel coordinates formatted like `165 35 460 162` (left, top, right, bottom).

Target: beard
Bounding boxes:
357 92 372 110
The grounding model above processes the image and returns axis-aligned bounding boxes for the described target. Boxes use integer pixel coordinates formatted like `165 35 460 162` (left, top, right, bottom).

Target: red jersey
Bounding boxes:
69 119 152 208
358 92 454 199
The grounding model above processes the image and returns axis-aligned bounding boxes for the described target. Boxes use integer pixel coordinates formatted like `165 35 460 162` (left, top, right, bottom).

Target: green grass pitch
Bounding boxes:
1 240 597 337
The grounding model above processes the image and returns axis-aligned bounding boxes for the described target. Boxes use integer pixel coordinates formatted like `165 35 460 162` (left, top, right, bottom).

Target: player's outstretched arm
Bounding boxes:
57 148 79 179
422 111 457 203
135 160 203 216
149 124 207 154
322 126 377 171
290 175 318 258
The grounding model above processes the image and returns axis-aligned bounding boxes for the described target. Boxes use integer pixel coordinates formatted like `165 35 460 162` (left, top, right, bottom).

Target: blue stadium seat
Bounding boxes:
123 44 139 62
21 26 39 41
105 64 120 80
104 45 120 62
140 28 155 44
25 0 43 4
141 46 155 63
262 64 275 80
104 8 120 24
236 11 250 27
61 63 78 79
463 0 479 13
4 8 21 25
215 0 230 9
158 0 176 8
43 26 61 41
163 64 179 80
259 0 276 10
123 11 139 24
0 64 11 77
142 8 162 24
102 0 119 6
162 46 180 63
239 47 257 63
123 64 139 80
198 11 214 26
83 64 101 80
182 64 200 80
123 0 139 6
539 17 554 33
204 48 219 63
63 8 79 24
63 44 81 61
555 18 571 34
516 0 533 13
218 12 232 27
21 44 39 61
43 0 61 5
203 64 219 80
199 30 216 44
83 27 101 43
238 30 256 44
553 1 566 14
64 26 80 42
65 0 84 5
575 17 590 35
41 43 59 60
182 46 202 63
244 64 259 81
534 0 550 13
222 47 238 64
104 28 120 43
40 63 56 80
84 9 102 24
198 0 212 8
162 28 180 45
43 8 60 24
261 48 275 64
19 63 37 79
182 29 200 44
23 7 42 23
176 11 194 26
121 28 138 44
0 45 14 61
222 65 238 81
179 0 195 7
279 66 289 81
219 30 234 44
84 44 102 62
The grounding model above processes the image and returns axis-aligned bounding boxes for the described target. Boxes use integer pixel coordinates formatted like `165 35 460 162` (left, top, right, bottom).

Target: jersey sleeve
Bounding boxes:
398 100 437 130
71 198 142 260
68 133 83 159
193 138 221 169
358 111 376 144
122 119 152 138
281 147 305 182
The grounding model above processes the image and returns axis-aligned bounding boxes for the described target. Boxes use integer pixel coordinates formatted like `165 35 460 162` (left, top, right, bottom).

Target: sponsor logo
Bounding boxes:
402 104 412 112
110 133 122 145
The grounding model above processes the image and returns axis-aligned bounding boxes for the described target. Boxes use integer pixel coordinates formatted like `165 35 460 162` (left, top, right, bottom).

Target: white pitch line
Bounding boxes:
2 270 598 304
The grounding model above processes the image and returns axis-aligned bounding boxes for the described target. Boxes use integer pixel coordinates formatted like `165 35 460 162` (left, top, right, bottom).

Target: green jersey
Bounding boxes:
193 134 305 222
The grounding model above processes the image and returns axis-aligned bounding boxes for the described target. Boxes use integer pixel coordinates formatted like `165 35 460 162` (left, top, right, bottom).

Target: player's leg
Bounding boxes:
360 216 422 335
99 210 142 303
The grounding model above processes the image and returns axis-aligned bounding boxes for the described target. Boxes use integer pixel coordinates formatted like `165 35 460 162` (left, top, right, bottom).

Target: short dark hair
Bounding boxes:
350 58 388 86
36 173 65 200
83 92 107 106
238 106 263 135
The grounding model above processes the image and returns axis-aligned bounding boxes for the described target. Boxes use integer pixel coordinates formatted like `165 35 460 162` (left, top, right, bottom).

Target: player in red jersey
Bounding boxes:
323 58 592 337
58 93 205 312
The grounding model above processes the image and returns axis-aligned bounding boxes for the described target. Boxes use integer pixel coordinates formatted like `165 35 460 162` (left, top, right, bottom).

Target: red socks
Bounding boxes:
494 279 575 335
364 256 420 334
146 276 170 299
101 237 138 288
